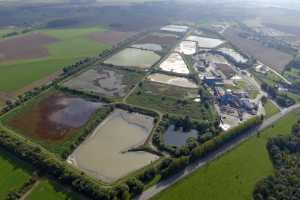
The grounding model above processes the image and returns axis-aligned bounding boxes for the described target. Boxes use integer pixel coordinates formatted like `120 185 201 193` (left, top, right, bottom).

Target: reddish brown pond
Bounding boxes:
6 92 105 141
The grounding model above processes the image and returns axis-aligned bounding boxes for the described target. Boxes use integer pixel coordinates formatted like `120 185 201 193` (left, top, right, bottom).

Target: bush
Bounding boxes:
191 116 262 161
126 178 144 197
160 156 189 179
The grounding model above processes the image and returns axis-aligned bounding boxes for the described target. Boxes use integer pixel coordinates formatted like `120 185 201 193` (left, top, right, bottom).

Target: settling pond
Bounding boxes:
4 92 104 141
148 73 198 88
63 67 127 97
164 125 199 148
104 48 161 69
159 53 190 74
67 109 159 183
175 40 197 55
187 35 224 49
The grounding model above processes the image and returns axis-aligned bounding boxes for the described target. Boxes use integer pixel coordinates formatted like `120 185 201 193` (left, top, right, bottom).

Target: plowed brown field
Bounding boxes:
0 32 59 63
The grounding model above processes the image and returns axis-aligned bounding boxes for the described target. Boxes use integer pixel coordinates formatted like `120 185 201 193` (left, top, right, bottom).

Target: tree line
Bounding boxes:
253 120 300 200
261 82 295 107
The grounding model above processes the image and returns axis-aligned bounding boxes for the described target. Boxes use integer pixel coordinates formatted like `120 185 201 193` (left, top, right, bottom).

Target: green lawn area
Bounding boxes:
153 109 300 200
263 100 279 119
26 180 79 200
0 27 110 92
0 148 32 199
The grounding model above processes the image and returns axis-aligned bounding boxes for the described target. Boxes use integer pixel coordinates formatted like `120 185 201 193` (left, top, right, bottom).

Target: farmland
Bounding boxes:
139 33 179 46
0 26 111 94
1 90 109 156
153 109 300 200
88 30 134 45
0 32 59 62
223 27 293 72
63 65 145 98
68 109 158 183
0 148 32 199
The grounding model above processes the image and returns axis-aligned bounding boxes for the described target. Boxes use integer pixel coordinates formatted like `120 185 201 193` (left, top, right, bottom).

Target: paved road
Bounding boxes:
135 103 300 200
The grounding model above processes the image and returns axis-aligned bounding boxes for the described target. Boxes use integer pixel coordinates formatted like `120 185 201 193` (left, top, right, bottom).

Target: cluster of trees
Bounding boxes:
62 57 95 77
261 83 295 107
154 116 263 181
152 115 216 157
153 114 261 160
191 116 262 161
198 86 214 108
253 120 300 200
2 28 32 39
1 85 51 115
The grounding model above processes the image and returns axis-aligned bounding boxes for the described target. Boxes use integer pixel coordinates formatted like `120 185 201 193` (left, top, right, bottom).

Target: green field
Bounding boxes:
26 180 79 200
153 109 300 200
263 100 279 119
0 148 32 199
0 27 110 92
0 57 74 92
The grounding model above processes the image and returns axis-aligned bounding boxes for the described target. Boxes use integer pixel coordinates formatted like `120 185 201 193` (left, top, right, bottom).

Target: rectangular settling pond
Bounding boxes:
3 91 105 142
104 48 161 69
67 109 159 183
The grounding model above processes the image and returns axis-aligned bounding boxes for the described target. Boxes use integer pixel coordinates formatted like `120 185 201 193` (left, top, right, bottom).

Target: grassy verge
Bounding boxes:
0 148 32 199
263 100 279 119
25 180 80 200
152 109 300 200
